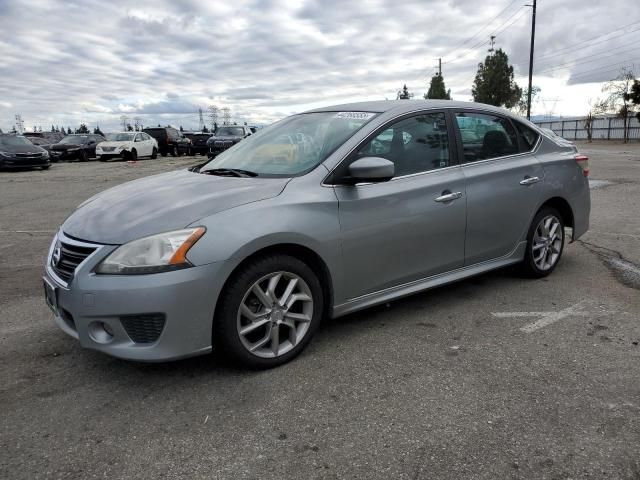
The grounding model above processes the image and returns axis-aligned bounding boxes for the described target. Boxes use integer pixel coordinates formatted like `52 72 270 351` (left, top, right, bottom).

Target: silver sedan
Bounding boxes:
43 100 590 368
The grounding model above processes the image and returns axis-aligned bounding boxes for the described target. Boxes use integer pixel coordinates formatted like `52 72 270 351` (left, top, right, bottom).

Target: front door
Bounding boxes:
334 111 467 300
453 111 543 265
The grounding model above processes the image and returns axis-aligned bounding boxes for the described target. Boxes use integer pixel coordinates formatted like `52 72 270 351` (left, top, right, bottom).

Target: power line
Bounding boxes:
566 58 640 81
535 45 640 75
515 21 640 66
445 0 520 61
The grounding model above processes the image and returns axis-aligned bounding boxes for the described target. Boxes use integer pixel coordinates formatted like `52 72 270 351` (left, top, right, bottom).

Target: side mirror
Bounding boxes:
346 157 394 184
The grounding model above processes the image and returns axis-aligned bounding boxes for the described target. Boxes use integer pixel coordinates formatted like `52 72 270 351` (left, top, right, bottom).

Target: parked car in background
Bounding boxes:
0 134 50 170
184 132 212 155
97 132 158 161
25 131 66 144
50 134 105 162
207 125 252 158
142 127 190 157
25 136 54 154
42 100 590 368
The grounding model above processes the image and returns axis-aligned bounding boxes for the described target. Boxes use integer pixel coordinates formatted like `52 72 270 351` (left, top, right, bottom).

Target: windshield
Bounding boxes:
201 112 378 177
0 136 32 147
59 135 88 144
215 127 245 137
106 133 135 141
26 137 46 145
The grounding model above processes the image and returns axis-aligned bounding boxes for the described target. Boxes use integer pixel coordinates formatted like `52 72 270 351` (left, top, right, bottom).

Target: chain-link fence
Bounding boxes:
534 114 640 141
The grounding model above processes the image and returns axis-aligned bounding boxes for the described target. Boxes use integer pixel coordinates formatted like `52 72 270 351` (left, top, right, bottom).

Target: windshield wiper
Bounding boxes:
200 168 259 177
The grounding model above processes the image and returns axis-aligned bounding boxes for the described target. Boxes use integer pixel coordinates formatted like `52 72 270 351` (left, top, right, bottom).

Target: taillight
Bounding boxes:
575 154 589 177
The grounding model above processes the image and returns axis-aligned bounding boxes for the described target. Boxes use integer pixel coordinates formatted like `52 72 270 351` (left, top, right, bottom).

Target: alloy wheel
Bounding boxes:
532 215 563 271
237 271 314 358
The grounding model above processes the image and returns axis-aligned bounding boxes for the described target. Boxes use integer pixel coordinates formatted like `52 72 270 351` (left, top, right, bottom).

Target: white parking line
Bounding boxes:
492 300 590 333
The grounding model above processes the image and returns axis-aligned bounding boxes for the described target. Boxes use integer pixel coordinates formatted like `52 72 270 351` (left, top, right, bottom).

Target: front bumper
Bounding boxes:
43 231 235 362
50 150 81 161
1 156 50 168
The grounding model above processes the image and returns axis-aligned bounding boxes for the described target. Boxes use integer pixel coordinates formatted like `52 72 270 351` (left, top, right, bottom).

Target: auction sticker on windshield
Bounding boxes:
333 112 377 120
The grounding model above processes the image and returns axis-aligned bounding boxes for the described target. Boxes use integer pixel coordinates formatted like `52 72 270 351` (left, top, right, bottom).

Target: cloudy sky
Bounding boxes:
1 0 639 132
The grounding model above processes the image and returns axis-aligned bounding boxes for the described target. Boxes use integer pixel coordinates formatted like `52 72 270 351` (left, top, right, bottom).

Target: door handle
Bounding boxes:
434 191 463 203
519 176 540 186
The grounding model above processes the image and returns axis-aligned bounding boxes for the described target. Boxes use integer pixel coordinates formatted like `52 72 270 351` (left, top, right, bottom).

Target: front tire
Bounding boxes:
215 254 324 369
151 147 157 159
521 207 565 277
78 150 88 162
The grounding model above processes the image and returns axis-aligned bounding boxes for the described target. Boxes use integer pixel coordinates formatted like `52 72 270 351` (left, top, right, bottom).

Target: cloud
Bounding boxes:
0 0 638 131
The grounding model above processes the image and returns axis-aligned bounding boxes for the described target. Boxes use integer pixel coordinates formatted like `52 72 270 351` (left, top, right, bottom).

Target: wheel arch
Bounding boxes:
539 196 574 230
214 243 334 323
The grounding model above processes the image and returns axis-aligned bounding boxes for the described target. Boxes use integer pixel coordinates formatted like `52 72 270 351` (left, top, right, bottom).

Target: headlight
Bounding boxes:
42 151 49 158
0 151 11 157
95 227 206 275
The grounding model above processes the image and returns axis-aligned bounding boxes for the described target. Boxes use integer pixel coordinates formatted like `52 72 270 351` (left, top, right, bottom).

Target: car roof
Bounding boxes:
305 99 519 117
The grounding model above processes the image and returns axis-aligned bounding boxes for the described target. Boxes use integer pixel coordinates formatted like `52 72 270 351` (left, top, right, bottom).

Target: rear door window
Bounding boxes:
513 122 540 151
455 112 519 162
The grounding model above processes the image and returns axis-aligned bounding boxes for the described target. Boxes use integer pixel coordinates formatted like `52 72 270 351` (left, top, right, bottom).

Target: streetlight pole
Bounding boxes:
526 0 537 120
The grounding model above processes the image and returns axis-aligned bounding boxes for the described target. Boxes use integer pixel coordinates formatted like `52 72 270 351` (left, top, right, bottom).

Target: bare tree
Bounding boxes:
600 67 637 143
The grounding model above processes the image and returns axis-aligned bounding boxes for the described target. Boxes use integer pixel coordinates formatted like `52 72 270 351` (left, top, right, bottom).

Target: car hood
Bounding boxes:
98 141 133 148
51 143 82 150
0 144 46 154
62 169 290 244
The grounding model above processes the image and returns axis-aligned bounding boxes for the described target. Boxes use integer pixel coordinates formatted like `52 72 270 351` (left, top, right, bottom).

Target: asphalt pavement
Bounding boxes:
1 144 639 479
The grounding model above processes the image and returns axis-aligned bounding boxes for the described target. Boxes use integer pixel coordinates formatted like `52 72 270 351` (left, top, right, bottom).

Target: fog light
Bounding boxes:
88 321 114 344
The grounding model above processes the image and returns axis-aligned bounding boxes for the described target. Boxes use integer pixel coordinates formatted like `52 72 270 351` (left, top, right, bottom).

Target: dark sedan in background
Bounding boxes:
0 134 50 170
50 134 105 162
206 125 252 158
184 132 212 155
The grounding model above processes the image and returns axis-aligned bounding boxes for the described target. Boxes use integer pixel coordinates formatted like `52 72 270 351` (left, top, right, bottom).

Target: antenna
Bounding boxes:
221 107 231 125
14 114 25 134
198 108 205 131
488 35 496 54
208 105 218 130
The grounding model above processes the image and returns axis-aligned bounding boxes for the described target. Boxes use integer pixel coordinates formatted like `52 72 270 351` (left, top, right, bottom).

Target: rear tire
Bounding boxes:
160 149 168 157
78 150 88 162
214 254 324 369
170 146 177 157
520 207 565 278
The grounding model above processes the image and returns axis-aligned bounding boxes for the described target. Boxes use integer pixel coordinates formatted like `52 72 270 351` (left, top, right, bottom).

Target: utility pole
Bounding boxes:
526 0 537 120
435 58 442 76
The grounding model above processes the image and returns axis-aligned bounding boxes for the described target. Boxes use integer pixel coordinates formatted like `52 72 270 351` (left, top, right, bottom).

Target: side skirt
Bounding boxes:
332 242 527 318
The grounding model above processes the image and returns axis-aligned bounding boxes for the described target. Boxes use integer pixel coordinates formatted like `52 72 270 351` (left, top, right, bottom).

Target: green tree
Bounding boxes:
51 125 56 132
425 74 451 100
626 78 640 121
179 125 184 132
397 84 412 100
67 127 72 134
126 124 133 131
202 126 209 133
472 48 522 108
76 123 90 134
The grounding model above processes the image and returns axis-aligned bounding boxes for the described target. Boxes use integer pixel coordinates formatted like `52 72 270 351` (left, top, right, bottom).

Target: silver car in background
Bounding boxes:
43 100 590 368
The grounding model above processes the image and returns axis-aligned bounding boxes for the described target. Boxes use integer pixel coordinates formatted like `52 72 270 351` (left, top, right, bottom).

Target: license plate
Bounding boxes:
43 277 58 314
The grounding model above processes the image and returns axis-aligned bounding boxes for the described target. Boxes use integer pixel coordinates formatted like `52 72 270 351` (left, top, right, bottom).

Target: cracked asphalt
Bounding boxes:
1 144 639 479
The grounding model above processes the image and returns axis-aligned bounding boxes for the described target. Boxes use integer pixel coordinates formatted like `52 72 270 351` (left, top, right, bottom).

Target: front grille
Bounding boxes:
101 146 116 152
120 314 166 343
16 152 43 158
51 239 97 283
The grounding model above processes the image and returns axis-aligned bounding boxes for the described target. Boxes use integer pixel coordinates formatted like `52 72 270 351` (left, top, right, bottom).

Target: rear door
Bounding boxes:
333 111 467 299
453 110 543 265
